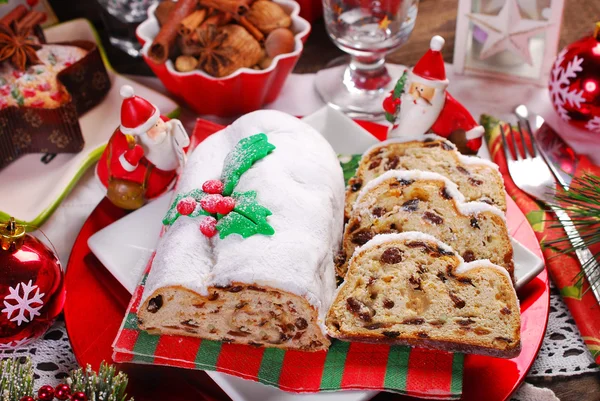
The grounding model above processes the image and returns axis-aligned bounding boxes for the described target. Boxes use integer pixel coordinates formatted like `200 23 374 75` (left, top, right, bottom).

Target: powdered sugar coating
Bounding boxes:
354 169 506 220
142 110 345 333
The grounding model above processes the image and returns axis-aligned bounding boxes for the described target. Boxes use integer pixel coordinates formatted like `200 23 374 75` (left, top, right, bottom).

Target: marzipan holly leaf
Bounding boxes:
163 189 208 225
220 134 276 196
216 191 274 239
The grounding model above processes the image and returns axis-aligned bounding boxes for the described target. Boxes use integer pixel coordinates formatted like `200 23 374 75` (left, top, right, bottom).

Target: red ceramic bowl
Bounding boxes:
136 1 310 117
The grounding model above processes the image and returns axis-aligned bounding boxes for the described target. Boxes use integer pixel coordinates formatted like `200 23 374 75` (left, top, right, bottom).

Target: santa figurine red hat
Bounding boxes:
96 85 190 210
384 36 484 153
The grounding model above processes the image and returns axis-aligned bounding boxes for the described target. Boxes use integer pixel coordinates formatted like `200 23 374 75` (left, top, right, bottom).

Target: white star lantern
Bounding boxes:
468 0 552 65
453 0 564 86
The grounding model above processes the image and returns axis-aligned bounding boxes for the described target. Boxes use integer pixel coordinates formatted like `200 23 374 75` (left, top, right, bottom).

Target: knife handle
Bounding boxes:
551 205 600 304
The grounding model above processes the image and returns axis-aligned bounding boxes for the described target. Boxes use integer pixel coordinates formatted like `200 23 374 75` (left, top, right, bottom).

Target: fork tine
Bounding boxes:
508 124 523 161
500 124 513 161
517 121 532 158
523 119 538 157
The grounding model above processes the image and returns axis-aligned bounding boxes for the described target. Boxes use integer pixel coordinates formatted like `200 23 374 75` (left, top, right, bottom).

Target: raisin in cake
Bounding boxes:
345 135 506 221
338 170 513 279
137 110 345 351
326 232 521 358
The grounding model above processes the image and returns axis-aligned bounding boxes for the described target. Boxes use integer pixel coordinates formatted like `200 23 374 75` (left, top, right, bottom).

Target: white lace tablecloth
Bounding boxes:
1 72 598 400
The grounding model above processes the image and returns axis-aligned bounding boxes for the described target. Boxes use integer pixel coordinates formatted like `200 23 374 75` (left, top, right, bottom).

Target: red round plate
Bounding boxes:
64 122 549 401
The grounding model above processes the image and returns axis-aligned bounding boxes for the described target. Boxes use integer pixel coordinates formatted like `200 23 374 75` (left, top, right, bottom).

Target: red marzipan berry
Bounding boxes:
176 197 197 216
54 383 71 400
19 397 34 401
202 179 224 195
71 392 88 401
37 385 54 401
383 95 397 114
215 196 235 215
199 216 218 237
200 194 223 214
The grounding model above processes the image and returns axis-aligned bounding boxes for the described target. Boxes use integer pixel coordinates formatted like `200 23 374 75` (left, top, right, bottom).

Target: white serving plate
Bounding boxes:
88 106 543 401
0 19 179 227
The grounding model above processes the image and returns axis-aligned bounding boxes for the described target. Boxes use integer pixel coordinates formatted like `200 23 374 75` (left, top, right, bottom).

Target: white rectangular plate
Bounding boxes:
88 106 543 401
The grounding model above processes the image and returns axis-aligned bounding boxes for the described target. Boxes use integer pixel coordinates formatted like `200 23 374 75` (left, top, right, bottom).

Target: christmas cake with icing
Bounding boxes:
137 110 345 351
326 232 521 358
344 135 506 221
338 170 514 280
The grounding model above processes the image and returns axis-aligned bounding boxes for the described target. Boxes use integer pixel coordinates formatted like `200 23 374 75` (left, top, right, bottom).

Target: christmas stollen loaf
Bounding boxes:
137 110 345 351
337 170 514 279
344 135 506 221
326 232 521 358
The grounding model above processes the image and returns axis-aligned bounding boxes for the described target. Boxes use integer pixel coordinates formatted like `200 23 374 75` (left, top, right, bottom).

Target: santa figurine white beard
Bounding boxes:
136 118 188 172
391 82 447 139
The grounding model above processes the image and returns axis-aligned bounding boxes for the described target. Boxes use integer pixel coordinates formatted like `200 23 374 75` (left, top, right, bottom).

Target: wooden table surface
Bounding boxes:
48 0 600 400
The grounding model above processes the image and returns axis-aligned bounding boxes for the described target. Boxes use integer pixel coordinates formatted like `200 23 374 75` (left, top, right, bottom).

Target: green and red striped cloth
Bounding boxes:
112 264 464 398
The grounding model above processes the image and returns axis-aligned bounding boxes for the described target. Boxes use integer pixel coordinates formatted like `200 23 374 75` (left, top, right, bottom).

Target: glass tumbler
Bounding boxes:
316 0 419 119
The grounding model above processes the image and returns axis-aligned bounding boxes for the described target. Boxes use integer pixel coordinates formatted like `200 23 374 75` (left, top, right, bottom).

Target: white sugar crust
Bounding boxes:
347 232 517 294
142 110 345 334
354 170 506 220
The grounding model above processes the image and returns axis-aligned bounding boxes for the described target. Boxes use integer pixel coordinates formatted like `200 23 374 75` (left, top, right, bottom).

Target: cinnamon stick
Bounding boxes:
239 16 264 42
178 9 207 36
198 13 221 31
0 5 27 26
15 11 45 31
149 0 198 64
199 0 251 16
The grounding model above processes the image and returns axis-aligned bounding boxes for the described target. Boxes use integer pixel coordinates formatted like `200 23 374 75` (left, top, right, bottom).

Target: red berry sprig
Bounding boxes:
202 179 224 194
199 216 218 237
176 197 197 216
383 93 401 114
20 383 87 401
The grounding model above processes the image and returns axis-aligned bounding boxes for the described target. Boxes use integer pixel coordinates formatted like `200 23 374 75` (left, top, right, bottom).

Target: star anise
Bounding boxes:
192 25 233 77
0 22 42 72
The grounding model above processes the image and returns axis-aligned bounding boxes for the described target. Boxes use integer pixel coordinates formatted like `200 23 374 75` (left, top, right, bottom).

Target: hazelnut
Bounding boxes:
265 28 295 59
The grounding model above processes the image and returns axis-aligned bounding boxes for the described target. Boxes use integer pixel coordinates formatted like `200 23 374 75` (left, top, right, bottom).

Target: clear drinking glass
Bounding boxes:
316 0 419 119
96 0 157 57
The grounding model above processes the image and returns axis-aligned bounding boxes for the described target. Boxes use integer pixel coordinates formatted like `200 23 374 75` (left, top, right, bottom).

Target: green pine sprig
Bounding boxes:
68 361 133 401
545 173 600 292
0 358 34 401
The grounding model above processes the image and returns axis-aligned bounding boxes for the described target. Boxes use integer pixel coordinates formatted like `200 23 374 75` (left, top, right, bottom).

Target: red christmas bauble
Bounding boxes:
0 219 65 350
37 385 55 401
549 23 600 133
54 383 71 400
71 392 88 401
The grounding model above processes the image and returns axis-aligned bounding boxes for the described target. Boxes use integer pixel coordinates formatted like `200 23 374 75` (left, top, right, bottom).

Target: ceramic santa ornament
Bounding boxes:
383 36 484 154
96 85 190 210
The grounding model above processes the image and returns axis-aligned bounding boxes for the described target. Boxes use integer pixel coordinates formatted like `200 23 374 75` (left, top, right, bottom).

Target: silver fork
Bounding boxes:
501 122 600 303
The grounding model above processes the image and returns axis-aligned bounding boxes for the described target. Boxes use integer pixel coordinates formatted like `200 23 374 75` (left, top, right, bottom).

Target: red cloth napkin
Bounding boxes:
483 116 600 364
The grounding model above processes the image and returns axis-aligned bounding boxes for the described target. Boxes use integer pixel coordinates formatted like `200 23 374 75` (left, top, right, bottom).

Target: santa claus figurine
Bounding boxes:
96 85 190 210
383 36 484 154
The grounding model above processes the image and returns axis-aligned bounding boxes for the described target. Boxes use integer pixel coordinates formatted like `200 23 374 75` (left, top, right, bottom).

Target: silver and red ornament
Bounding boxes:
549 22 600 133
0 218 65 349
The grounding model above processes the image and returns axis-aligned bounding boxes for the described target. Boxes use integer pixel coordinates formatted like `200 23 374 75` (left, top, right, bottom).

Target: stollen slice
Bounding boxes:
337 170 514 280
344 135 506 221
326 232 521 359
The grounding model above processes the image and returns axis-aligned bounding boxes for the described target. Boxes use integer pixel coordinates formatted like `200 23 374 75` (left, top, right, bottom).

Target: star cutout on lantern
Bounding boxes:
378 15 391 30
467 0 552 65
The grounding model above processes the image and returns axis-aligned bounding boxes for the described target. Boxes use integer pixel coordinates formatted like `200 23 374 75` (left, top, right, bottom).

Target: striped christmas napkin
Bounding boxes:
482 115 600 364
111 119 464 399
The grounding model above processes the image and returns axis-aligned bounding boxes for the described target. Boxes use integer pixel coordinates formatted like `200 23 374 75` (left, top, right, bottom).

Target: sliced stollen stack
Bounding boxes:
326 232 521 358
337 170 514 279
137 110 345 351
344 135 506 221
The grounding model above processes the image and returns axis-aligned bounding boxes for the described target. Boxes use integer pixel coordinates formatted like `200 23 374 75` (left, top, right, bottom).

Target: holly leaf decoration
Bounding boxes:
163 188 209 225
221 134 276 196
339 154 362 185
216 191 274 238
